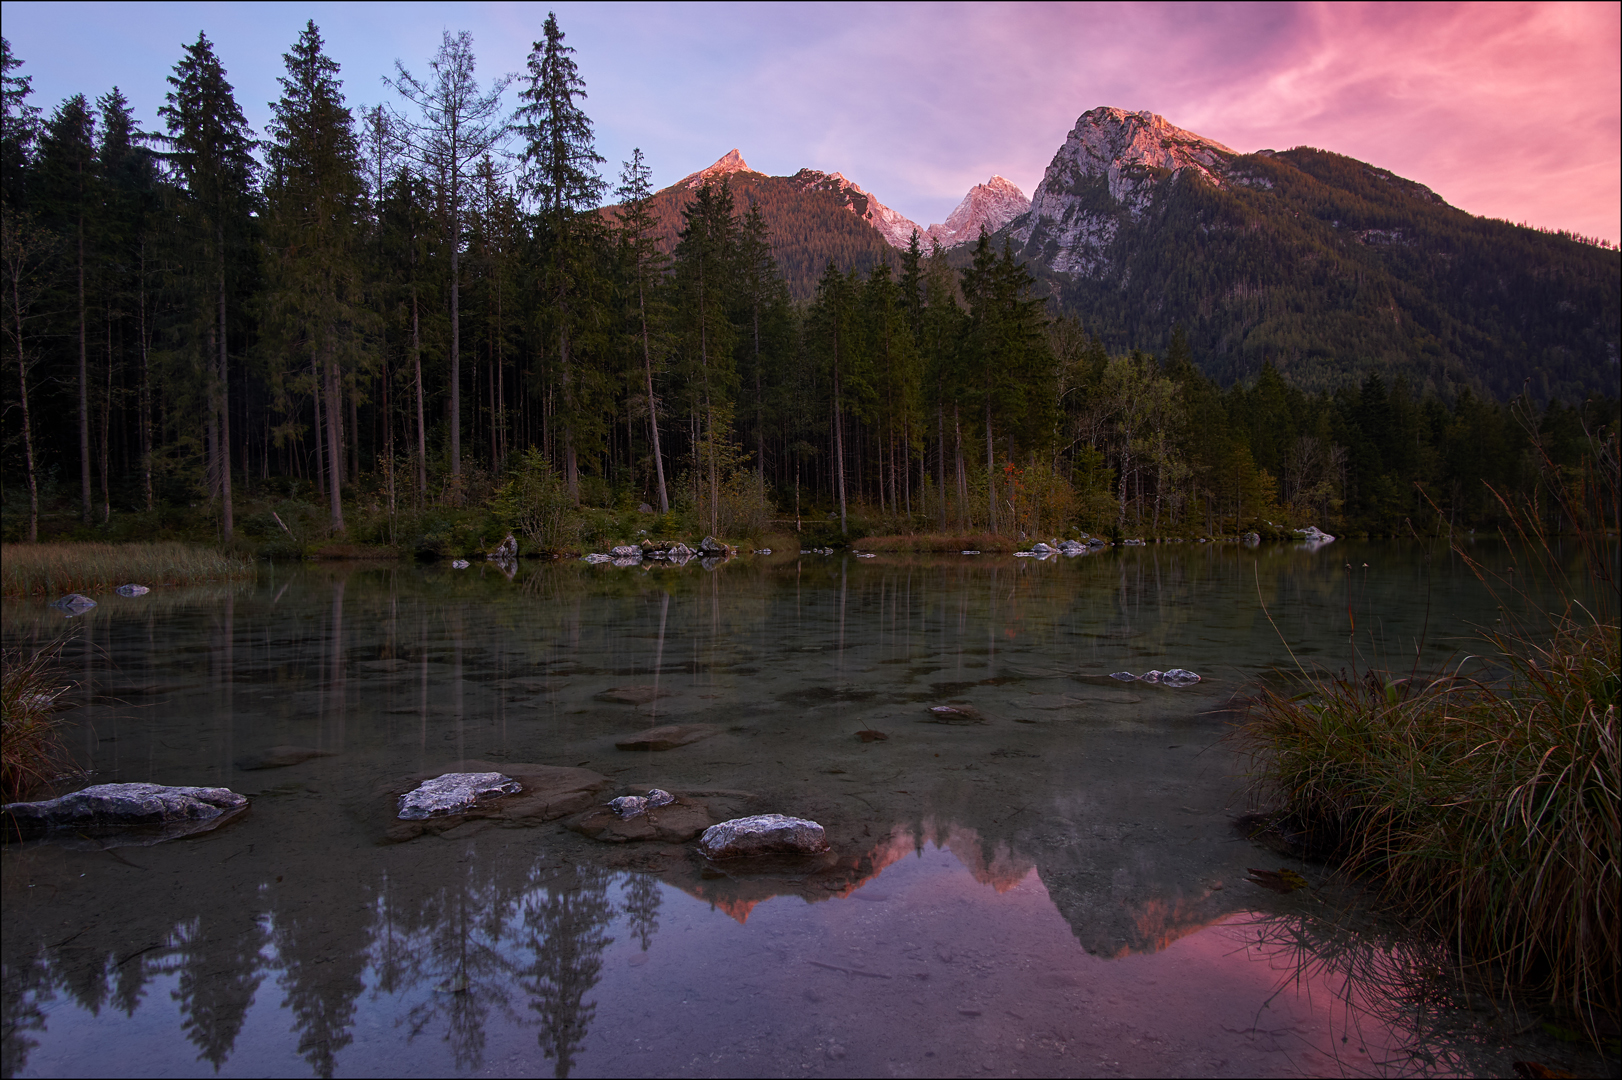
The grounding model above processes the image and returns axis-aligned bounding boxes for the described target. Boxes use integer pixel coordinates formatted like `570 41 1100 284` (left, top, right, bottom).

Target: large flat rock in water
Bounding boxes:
699 814 829 860
3 782 248 845
382 761 610 843
596 685 670 705
615 724 719 751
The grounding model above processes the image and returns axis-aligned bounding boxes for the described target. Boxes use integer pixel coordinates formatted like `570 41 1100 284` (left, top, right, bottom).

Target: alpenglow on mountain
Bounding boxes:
990 106 1618 400
626 150 1030 298
673 149 1026 251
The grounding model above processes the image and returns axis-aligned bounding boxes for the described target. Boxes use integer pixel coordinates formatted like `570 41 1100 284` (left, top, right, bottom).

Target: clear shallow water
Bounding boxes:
0 542 1598 1077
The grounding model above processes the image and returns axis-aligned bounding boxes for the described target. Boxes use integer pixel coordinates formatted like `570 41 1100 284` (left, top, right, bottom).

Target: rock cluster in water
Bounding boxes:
397 772 521 820
698 814 829 860
608 788 675 820
3 782 248 841
1109 669 1201 687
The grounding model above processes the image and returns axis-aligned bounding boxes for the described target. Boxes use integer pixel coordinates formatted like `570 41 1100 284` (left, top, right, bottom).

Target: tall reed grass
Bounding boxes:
0 636 75 802
0 541 253 598
1241 418 1620 1032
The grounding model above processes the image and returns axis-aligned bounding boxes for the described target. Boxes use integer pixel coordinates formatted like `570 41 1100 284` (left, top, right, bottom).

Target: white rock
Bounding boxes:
397 772 521 820
698 814 829 859
114 584 150 597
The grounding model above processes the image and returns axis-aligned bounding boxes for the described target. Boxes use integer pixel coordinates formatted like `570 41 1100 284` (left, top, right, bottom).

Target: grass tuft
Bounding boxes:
0 541 253 598
1 637 76 803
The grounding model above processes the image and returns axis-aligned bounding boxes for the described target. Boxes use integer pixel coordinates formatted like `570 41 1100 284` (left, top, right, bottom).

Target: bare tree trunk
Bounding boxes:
325 347 345 532
937 403 946 531
561 323 578 503
217 249 233 540
954 405 967 530
12 286 39 541
985 400 996 534
449 194 461 484
833 371 848 537
78 214 91 524
100 308 112 522
412 289 427 496
139 243 152 512
312 354 327 501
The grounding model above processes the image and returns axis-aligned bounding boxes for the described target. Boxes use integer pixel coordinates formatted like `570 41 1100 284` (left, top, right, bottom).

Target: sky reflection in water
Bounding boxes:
2 542 1585 1077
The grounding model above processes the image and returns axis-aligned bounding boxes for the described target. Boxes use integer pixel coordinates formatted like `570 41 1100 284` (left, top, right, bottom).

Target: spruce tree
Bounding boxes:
1 38 40 211
516 11 605 502
265 21 367 533
160 31 255 539
673 180 739 534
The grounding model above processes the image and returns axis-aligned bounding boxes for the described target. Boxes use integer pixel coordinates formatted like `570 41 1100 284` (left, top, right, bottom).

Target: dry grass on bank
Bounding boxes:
1 637 75 802
0 541 253 598
854 533 1025 553
1241 425 1621 1034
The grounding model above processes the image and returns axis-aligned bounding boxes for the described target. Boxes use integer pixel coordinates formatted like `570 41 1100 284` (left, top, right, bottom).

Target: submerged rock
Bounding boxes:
569 789 722 844
614 724 719 751
397 772 521 820
597 685 669 705
923 704 989 724
50 593 96 614
1109 668 1201 687
382 763 610 842
699 814 829 860
235 746 335 771
114 584 151 597
4 782 248 842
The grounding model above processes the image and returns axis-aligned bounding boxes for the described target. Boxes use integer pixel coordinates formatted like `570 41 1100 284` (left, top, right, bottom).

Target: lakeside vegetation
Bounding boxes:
1241 428 1620 1036
0 540 253 597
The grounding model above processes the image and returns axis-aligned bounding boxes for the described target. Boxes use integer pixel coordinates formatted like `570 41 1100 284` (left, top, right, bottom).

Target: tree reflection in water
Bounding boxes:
517 864 616 1080
171 912 269 1070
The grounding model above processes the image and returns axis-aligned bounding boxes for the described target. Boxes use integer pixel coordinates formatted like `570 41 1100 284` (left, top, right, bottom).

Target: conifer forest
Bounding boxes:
2 18 1616 554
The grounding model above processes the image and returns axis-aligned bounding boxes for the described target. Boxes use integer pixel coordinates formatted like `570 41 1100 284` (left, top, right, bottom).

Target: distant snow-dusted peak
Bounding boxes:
925 175 1031 249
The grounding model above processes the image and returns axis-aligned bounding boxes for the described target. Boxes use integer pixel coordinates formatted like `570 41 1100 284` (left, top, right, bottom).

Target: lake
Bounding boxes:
0 541 1592 1077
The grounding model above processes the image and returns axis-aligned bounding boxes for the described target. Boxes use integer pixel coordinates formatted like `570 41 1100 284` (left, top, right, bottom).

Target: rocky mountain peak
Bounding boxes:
792 168 923 249
925 175 1031 249
676 149 756 189
1010 107 1242 275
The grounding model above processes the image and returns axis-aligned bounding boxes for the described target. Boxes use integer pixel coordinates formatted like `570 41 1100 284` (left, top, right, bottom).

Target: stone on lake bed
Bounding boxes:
857 729 889 742
235 746 334 771
114 584 150 597
699 814 829 860
922 704 989 724
397 772 521 820
615 724 718 751
597 685 670 705
3 782 248 842
382 763 610 842
569 790 716 843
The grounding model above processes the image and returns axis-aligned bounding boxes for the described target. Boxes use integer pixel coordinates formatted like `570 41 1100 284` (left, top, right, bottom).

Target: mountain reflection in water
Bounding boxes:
2 545 1591 1077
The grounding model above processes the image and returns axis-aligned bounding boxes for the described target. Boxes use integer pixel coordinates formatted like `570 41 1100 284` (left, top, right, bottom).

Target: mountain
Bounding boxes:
614 152 1033 298
995 107 1619 400
623 151 901 299
924 175 1031 249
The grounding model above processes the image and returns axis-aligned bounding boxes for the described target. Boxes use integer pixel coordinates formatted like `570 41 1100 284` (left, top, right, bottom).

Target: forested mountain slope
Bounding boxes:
995 107 1620 401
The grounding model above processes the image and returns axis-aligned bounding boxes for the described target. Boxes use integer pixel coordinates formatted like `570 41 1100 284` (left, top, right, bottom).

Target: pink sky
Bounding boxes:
6 2 1618 242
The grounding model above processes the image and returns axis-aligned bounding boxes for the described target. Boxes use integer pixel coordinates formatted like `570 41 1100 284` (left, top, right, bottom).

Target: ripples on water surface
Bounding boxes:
0 542 1599 1077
